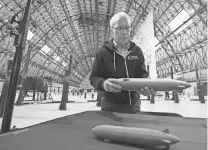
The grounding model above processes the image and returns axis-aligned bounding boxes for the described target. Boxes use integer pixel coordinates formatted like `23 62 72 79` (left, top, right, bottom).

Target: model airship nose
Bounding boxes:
172 136 180 144
184 82 191 88
178 81 191 89
166 135 180 144
92 126 99 135
92 125 106 137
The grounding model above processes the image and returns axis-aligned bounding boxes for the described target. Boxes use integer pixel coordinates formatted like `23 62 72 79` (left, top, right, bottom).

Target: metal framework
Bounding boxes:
153 0 207 79
0 0 207 86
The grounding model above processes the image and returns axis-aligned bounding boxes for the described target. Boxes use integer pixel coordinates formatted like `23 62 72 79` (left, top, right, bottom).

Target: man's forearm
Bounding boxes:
90 77 106 91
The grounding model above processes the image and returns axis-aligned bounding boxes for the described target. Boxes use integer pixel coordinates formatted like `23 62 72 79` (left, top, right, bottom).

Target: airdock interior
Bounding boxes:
0 0 207 150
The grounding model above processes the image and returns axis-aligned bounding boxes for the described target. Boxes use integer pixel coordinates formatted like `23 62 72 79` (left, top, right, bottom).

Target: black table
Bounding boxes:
0 111 207 150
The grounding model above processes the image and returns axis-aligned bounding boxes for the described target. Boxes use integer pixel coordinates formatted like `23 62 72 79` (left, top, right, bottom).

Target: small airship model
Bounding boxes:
92 125 180 149
111 78 191 91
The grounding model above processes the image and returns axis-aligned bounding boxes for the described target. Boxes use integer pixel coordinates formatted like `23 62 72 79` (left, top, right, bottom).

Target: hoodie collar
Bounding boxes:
113 39 130 50
104 38 134 52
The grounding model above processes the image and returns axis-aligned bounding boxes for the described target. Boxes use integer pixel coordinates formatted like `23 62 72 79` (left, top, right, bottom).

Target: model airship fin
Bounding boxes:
162 128 169 133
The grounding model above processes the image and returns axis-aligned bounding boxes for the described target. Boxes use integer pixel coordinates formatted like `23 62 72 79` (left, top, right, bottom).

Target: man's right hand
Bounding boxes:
103 78 121 93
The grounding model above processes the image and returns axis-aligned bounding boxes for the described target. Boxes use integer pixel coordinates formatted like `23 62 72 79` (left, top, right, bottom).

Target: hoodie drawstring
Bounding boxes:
113 51 132 106
114 52 116 72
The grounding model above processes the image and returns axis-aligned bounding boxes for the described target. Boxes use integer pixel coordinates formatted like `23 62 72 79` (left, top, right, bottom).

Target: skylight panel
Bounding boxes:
41 45 51 53
55 56 61 62
62 62 67 67
27 30 34 40
168 10 193 35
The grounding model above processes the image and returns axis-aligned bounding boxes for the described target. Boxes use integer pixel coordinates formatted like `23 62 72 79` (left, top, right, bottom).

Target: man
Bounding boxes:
43 82 48 100
89 12 155 114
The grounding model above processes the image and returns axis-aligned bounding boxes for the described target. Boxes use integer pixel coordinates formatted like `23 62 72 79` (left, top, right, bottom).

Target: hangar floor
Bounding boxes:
0 92 207 129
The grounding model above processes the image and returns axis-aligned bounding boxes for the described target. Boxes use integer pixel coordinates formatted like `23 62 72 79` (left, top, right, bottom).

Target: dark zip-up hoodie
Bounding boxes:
89 39 148 109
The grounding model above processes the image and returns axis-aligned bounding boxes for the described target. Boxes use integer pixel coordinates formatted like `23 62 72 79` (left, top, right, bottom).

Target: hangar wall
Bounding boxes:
132 10 157 79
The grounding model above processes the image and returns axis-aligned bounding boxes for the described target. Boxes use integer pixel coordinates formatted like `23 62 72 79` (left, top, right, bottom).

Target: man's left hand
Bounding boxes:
140 87 156 96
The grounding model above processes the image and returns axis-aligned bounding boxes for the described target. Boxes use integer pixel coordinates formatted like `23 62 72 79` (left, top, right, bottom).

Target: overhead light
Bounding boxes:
188 8 195 16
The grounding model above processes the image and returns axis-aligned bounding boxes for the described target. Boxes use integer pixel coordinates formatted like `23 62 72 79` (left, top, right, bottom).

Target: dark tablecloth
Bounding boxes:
0 111 207 150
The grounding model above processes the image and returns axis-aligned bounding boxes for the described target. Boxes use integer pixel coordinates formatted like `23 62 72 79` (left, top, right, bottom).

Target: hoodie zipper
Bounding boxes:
116 51 132 106
124 58 132 106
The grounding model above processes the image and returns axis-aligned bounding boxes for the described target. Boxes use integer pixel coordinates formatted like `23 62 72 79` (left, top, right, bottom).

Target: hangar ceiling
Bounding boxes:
0 0 207 87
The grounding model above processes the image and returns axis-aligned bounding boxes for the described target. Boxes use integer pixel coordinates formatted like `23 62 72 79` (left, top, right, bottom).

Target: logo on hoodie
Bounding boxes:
127 55 138 60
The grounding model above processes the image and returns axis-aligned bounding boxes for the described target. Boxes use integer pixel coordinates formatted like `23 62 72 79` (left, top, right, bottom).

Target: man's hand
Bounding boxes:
140 87 156 96
103 78 121 93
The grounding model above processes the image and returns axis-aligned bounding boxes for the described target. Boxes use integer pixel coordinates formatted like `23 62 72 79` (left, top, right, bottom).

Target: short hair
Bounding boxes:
110 12 131 28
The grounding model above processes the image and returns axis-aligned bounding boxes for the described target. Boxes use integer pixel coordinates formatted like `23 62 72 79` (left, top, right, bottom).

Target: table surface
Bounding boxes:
0 111 207 150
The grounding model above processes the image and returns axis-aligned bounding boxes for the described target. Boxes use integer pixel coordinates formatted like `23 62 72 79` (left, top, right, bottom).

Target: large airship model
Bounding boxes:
111 78 191 91
92 125 180 149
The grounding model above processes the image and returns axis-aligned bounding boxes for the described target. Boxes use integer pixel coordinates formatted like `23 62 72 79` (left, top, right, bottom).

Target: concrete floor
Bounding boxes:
0 92 207 130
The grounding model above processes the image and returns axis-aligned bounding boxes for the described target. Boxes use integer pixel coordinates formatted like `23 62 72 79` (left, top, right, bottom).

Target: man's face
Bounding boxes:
112 17 131 44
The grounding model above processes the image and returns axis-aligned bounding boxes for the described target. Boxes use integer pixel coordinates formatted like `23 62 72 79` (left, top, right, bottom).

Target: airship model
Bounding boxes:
111 78 191 91
92 125 180 149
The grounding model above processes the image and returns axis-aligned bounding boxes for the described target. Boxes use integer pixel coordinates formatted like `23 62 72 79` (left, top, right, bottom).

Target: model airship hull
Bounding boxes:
111 78 191 91
92 125 180 148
